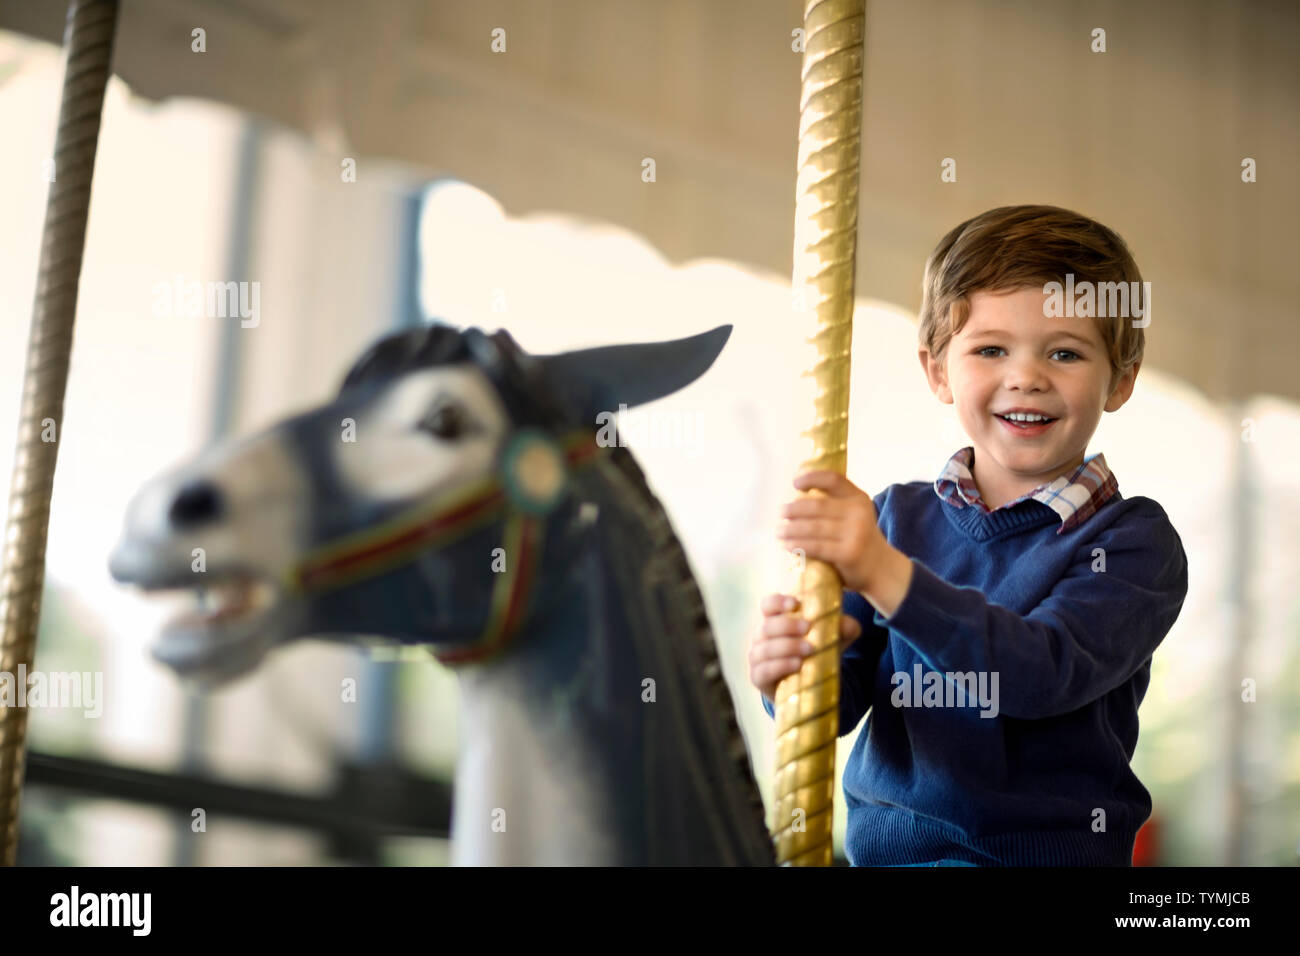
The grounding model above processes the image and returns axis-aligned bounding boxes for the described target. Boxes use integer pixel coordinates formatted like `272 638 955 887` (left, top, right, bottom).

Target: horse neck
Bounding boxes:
449 446 773 865
447 476 634 865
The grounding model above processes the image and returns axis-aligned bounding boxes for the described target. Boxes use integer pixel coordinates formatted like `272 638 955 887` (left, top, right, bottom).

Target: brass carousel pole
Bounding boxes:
0 0 120 865
771 0 866 867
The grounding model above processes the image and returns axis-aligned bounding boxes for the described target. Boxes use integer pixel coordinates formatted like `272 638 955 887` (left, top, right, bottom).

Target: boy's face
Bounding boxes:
919 287 1139 507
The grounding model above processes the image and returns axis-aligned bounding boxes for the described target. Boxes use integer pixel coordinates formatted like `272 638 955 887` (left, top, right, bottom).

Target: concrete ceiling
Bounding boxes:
5 0 1298 403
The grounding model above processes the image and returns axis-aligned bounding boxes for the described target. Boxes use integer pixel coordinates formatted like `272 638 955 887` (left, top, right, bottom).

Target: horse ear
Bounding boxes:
534 325 732 422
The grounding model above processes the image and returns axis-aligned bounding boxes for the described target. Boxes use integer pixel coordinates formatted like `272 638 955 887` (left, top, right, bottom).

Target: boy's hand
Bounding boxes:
777 471 886 594
749 593 863 704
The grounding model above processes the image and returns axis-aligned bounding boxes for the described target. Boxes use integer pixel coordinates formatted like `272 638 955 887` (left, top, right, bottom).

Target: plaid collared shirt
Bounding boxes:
933 446 1119 534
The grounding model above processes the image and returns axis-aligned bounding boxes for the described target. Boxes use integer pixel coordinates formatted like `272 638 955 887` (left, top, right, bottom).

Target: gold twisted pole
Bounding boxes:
771 0 865 867
0 0 120 865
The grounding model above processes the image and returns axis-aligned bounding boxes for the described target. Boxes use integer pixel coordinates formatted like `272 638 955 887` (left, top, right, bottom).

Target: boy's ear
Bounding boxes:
1104 360 1140 412
918 347 953 404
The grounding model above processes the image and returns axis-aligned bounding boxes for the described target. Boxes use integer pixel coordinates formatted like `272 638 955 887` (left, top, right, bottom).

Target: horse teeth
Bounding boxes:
177 578 272 622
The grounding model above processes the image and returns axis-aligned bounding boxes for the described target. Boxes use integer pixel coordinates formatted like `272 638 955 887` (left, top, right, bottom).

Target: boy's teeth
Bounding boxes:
1001 413 1051 422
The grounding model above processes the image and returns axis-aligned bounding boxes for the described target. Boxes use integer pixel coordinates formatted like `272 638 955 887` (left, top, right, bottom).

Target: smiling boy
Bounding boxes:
752 204 1189 866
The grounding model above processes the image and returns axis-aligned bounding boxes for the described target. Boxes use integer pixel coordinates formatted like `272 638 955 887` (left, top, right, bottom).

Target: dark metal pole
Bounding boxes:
0 0 120 867
357 188 428 762
170 118 262 866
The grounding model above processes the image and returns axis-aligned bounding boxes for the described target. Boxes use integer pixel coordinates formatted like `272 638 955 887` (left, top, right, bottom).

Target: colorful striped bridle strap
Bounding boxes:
282 428 605 666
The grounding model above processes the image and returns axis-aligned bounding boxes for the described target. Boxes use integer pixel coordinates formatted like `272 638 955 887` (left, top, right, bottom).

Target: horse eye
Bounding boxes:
420 402 466 439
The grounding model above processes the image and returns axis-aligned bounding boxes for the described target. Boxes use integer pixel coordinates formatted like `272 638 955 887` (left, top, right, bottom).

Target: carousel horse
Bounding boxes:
108 322 776 866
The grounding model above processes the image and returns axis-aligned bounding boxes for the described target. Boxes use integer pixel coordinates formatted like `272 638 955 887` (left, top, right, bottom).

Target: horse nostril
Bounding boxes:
169 480 223 528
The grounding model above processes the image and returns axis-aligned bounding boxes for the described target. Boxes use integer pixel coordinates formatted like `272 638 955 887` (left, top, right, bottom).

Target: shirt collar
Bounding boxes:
933 446 1119 534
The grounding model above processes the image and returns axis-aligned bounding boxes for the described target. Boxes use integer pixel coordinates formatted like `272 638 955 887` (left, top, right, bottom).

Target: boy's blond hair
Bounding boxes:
918 205 1145 393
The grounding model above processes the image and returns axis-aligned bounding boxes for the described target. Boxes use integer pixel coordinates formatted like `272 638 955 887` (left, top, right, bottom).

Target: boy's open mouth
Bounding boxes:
995 413 1058 434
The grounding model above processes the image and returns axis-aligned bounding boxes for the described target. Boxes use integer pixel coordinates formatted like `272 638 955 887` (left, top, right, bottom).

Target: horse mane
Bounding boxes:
338 323 472 394
581 442 774 862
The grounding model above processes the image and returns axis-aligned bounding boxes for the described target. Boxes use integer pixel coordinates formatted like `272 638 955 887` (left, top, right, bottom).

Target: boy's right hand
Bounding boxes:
749 593 863 704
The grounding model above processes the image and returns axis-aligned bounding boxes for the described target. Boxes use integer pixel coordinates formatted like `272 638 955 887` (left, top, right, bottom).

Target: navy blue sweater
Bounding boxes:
762 480 1188 866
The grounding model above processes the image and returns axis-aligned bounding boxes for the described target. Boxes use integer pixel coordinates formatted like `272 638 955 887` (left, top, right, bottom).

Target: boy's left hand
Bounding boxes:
777 471 885 593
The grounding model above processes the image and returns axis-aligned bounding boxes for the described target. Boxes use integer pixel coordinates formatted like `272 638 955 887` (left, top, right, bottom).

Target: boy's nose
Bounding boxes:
1002 358 1052 391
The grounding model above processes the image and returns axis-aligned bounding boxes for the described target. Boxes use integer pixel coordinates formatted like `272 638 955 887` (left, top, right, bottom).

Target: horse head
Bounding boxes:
108 322 732 686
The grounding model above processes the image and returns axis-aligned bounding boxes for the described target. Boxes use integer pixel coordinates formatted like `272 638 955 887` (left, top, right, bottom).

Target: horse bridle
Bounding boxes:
284 329 607 665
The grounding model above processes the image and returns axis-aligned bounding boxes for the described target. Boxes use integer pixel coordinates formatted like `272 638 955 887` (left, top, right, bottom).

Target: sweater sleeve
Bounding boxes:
761 588 890 736
879 502 1188 720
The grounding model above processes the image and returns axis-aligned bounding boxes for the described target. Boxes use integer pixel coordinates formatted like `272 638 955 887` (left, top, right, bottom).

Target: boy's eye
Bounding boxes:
975 346 1081 361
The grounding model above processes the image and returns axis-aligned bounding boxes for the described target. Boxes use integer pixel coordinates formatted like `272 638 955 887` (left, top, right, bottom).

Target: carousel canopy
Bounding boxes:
3 0 1296 404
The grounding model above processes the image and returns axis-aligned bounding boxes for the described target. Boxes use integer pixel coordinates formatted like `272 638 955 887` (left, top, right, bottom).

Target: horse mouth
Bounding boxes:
116 566 283 682
150 576 279 631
